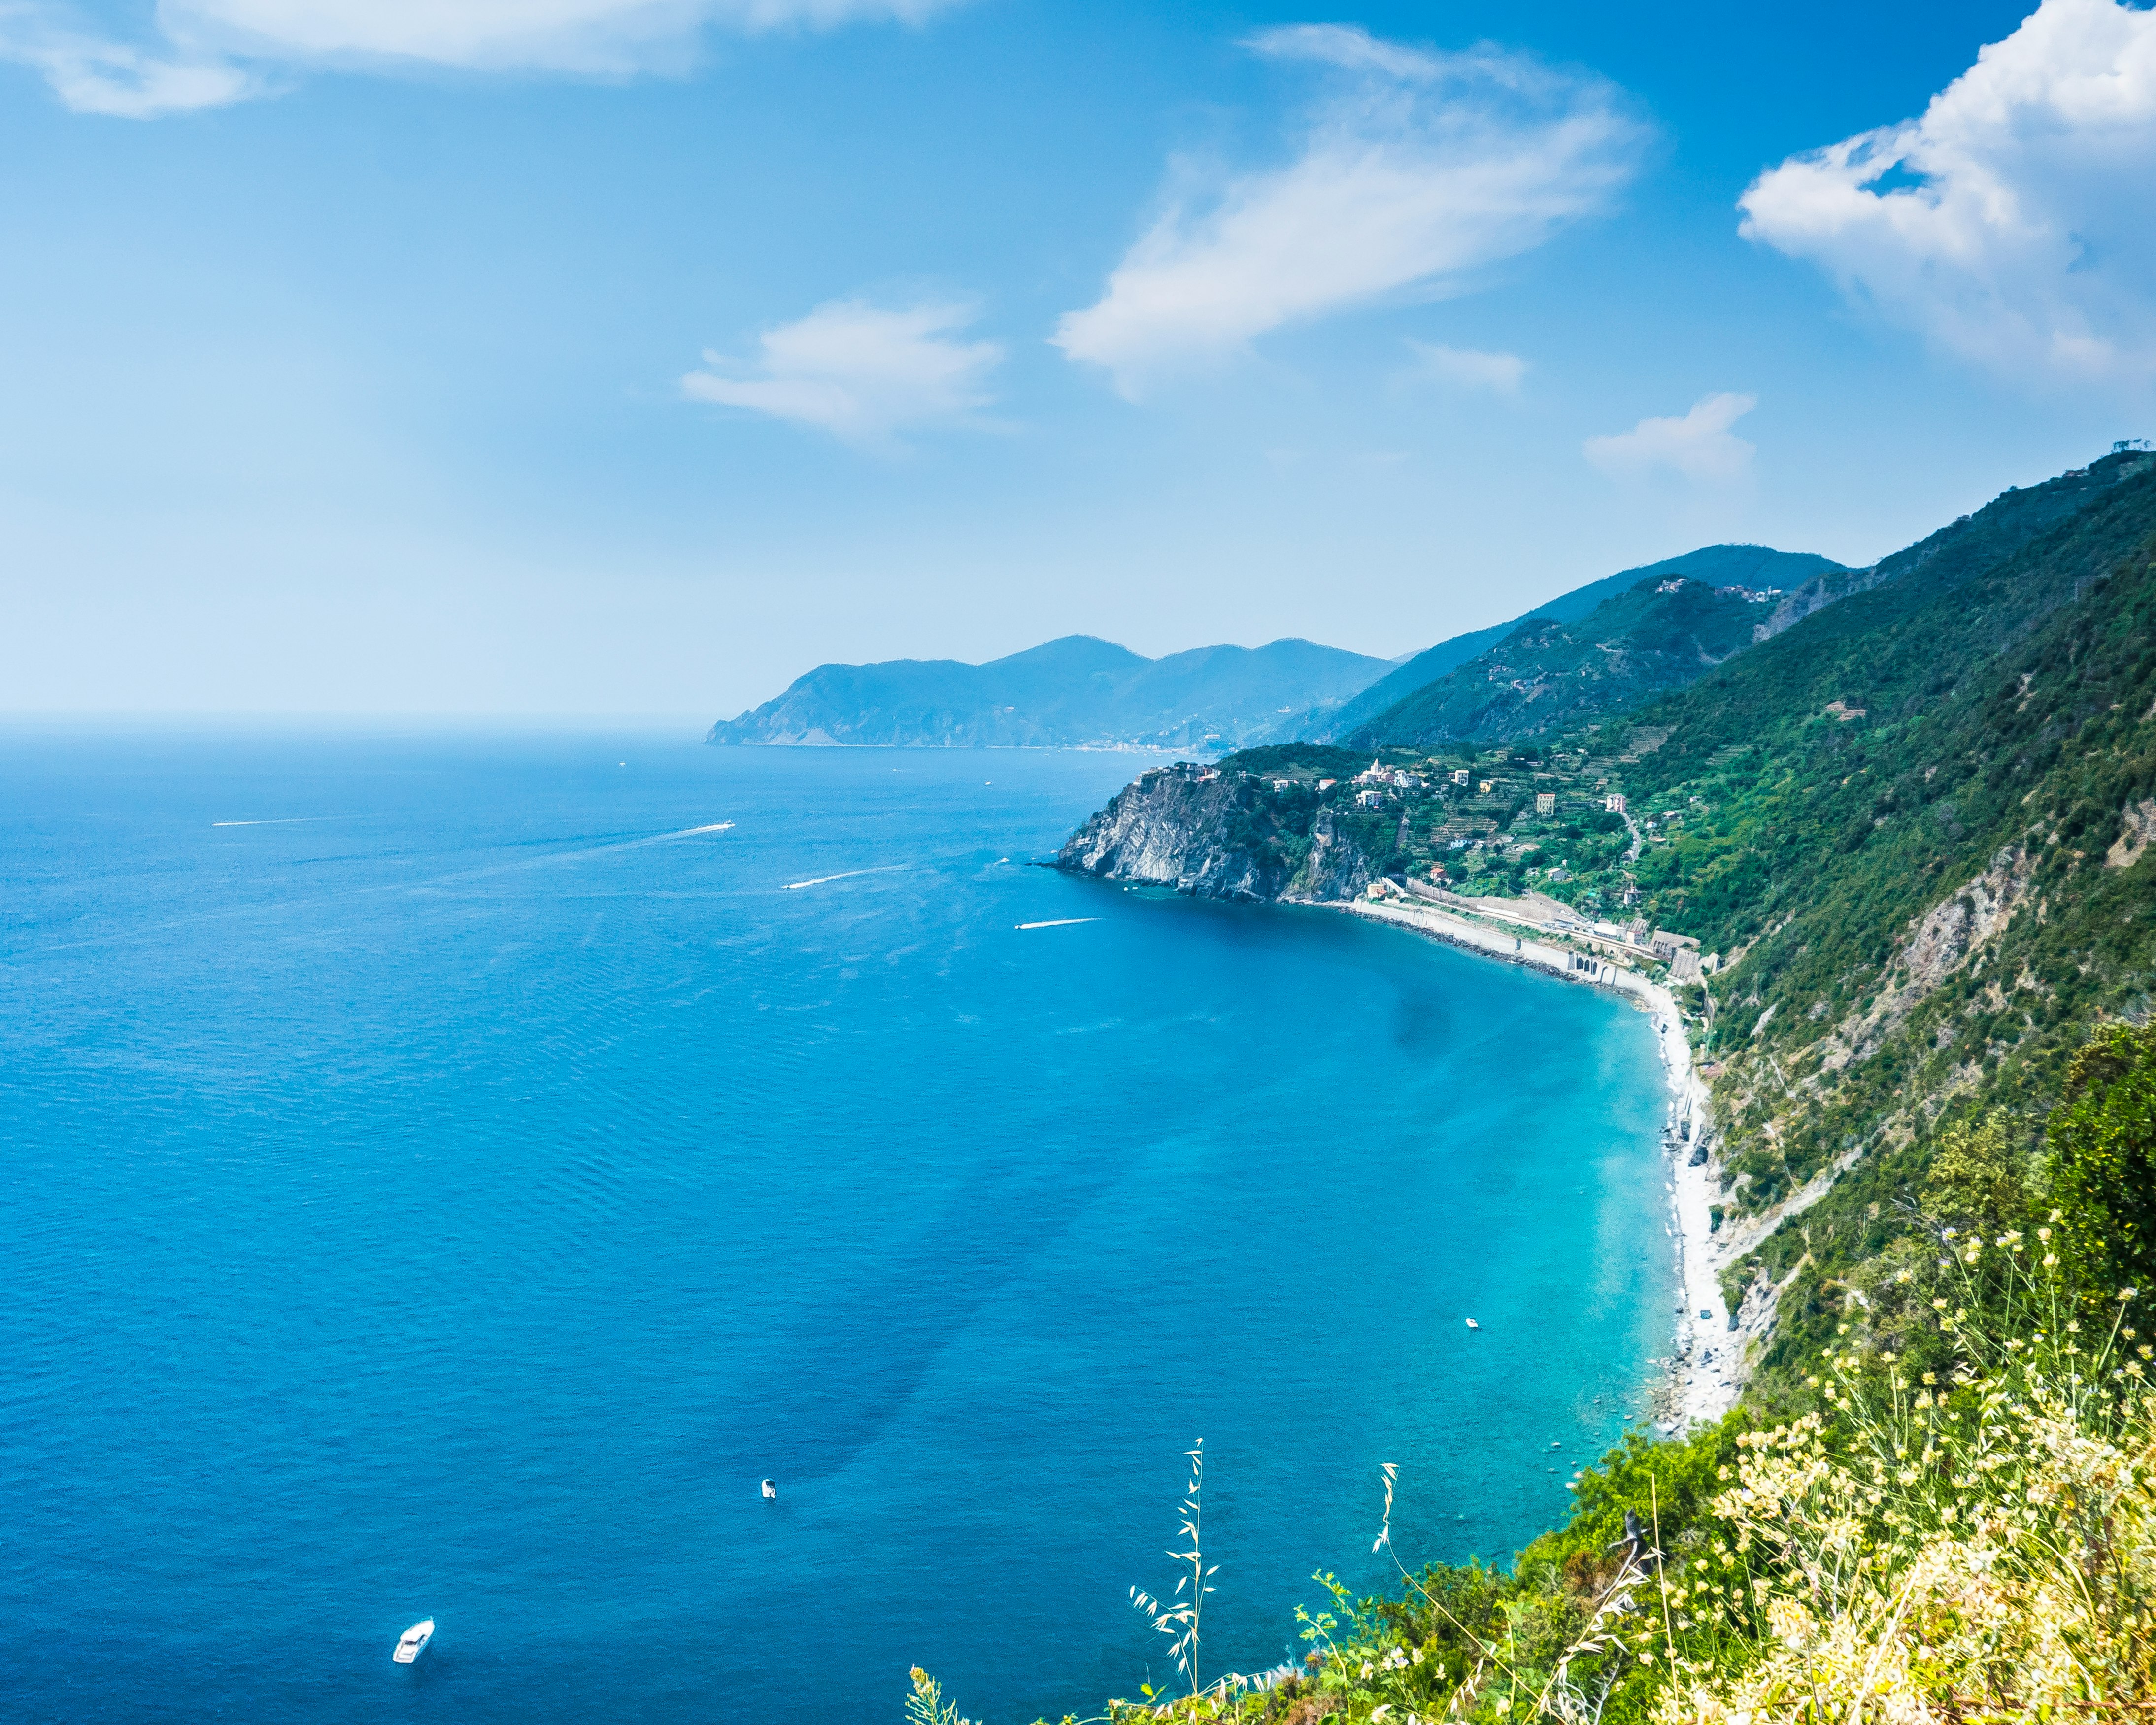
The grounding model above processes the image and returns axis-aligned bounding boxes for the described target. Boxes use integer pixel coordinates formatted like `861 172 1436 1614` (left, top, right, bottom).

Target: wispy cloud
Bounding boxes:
1738 0 2156 384
681 299 1003 447
1584 392 1757 483
0 15 256 116
1053 24 1643 397
1404 340 1527 395
1 0 961 115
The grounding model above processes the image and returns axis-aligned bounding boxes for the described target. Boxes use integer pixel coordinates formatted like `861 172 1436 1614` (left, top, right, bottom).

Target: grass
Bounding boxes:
909 1236 2156 1724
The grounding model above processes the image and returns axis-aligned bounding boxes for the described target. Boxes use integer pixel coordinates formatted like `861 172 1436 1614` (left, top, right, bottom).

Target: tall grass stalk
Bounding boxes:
1130 1440 1218 1699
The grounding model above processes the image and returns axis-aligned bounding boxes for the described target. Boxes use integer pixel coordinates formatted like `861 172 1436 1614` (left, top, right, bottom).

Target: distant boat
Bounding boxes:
393 1620 434 1665
1465 1319 1481 1330
761 1479 777 1499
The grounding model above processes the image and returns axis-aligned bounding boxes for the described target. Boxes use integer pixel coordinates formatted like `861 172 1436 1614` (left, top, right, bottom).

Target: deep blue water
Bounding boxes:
0 734 1674 1724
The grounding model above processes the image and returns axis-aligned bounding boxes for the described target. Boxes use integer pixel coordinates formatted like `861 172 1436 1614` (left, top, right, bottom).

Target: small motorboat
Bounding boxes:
393 1620 434 1665
761 1478 777 1500
1464 1319 1481 1330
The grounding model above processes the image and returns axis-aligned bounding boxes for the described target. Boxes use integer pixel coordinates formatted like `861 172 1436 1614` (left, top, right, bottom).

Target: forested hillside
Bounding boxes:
1288 545 1846 746
1350 549 1847 748
1606 444 2156 1390
995 447 2156 1725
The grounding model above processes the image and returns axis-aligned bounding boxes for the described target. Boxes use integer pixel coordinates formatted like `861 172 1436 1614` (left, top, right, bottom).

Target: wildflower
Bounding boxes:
2044 1254 2059 1267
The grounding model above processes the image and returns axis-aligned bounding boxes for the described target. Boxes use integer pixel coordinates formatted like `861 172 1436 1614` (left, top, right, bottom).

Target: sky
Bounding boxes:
2 0 2154 720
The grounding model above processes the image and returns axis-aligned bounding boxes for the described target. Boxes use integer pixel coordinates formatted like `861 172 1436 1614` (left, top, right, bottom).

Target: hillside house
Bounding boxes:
1316 778 1337 791
1478 779 1495 795
1651 929 1700 962
1450 769 1470 786
1604 793 1627 814
1356 788 1388 809
1535 792 1556 815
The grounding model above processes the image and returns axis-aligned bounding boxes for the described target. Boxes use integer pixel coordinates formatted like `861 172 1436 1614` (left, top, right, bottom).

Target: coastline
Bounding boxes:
1329 894 1743 1427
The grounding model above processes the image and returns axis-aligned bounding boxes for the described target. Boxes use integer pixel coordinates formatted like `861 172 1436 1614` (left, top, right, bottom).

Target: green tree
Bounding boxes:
2050 1024 2156 1293
1921 1116 2029 1239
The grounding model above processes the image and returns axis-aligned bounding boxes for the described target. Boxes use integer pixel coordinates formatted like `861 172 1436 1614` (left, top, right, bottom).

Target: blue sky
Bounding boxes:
2 0 2152 718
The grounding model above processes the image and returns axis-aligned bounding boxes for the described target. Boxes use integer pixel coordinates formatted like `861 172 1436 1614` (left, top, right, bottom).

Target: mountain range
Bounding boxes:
712 546 1875 754
714 458 2156 759
706 634 1394 750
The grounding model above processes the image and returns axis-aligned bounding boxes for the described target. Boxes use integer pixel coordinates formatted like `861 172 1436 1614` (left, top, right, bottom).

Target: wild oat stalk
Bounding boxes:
1130 1439 1218 1698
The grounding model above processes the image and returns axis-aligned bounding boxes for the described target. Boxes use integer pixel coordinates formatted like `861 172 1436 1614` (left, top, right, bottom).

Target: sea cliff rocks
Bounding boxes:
1054 766 1373 903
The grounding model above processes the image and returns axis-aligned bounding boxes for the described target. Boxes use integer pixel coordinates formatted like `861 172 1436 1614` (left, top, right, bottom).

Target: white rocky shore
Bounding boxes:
1336 890 1745 1428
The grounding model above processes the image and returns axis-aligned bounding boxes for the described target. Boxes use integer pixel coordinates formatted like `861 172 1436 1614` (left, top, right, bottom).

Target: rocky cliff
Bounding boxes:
1053 766 1375 902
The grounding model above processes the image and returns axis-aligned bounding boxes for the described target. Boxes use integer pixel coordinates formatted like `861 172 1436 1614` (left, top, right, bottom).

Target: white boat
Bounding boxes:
761 1478 777 1499
393 1620 434 1664
1464 1319 1481 1330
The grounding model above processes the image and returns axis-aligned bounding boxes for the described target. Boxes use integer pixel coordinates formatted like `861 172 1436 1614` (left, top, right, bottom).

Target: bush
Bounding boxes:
2051 1024 2156 1295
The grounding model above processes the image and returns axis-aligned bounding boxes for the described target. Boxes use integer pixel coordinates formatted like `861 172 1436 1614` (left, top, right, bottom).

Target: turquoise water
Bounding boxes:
0 734 1673 1723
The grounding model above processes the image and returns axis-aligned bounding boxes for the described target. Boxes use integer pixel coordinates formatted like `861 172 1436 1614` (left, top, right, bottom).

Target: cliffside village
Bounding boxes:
1166 749 1723 985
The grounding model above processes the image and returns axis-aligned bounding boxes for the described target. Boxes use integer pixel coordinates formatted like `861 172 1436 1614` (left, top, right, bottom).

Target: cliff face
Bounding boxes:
1054 768 1374 903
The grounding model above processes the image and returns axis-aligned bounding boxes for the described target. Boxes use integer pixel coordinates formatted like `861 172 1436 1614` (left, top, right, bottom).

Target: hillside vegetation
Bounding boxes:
1600 446 2156 1394
1350 550 1848 749
972 447 2156 1725
1289 546 1846 747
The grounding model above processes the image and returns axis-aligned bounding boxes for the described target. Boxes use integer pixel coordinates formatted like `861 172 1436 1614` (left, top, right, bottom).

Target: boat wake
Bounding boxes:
783 865 909 891
1016 918 1097 930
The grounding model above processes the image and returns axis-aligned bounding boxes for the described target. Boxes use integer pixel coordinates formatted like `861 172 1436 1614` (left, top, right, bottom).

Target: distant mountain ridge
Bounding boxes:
1275 545 1847 748
1352 545 1853 747
706 634 1394 750
1348 480 2138 748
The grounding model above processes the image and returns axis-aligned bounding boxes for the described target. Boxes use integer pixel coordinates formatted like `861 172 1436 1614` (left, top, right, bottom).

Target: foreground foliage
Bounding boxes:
919 1231 2154 1725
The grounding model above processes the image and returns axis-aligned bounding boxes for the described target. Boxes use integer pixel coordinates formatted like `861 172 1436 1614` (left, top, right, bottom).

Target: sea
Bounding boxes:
0 732 1675 1724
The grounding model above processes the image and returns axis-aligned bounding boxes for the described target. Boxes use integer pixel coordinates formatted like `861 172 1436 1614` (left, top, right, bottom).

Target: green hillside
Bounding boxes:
1601 445 2156 1391
1290 545 1847 747
996 446 2156 1725
1349 485 2144 752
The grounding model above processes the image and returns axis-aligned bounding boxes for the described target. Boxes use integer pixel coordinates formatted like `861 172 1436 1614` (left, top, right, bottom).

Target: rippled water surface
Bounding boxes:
0 733 1674 1723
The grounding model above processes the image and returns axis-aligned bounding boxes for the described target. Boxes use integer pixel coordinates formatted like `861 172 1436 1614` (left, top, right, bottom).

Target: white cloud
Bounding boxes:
1405 340 1527 395
1584 392 1757 483
1738 0 2156 383
1053 25 1643 397
0 21 256 117
0 0 956 114
680 299 1003 447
